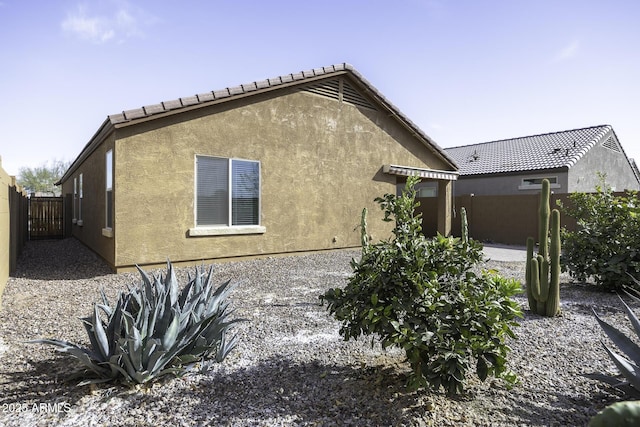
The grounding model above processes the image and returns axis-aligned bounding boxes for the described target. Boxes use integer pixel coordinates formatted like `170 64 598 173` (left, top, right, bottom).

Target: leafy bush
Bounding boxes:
320 176 522 395
560 177 640 291
30 262 242 386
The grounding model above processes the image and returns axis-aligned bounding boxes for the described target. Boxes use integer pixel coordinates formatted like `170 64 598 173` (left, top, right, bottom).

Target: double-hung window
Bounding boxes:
78 173 83 225
73 177 78 223
102 149 113 237
190 155 264 236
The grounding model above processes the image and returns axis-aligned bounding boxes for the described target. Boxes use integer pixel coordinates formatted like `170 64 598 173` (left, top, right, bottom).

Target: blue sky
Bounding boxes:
1 0 639 177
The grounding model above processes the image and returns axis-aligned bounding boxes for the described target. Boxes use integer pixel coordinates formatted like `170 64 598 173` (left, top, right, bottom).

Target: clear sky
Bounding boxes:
1 0 639 177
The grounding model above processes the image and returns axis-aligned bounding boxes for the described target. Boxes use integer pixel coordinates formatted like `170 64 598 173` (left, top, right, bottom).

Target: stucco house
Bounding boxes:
445 125 639 196
57 63 458 272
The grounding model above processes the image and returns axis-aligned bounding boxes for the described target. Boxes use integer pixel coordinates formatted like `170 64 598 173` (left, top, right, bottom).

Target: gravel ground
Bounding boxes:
0 238 633 426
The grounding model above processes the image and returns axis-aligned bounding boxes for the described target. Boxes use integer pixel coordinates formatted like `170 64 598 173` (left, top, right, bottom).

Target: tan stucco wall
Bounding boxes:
61 135 116 266
0 159 11 304
108 86 451 269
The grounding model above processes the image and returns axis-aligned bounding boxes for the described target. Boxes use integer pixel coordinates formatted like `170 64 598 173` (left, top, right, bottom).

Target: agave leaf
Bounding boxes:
105 297 124 348
130 370 151 384
29 339 110 377
193 268 203 295
106 354 131 380
618 294 640 343
91 304 111 361
136 265 153 289
162 309 181 350
593 308 640 365
146 348 170 375
154 366 185 379
76 377 118 387
96 303 112 318
204 281 234 317
601 341 640 390
217 333 239 362
166 260 179 306
120 350 139 382
81 317 104 360
127 324 144 372
153 293 174 338
178 274 195 309
100 288 110 309
141 338 160 367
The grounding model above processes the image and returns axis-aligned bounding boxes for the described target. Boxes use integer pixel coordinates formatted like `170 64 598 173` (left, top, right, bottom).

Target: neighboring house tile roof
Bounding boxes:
59 63 456 184
444 125 616 176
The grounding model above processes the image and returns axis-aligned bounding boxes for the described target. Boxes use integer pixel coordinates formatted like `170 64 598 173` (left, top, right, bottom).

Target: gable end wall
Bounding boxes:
567 132 640 192
111 86 451 269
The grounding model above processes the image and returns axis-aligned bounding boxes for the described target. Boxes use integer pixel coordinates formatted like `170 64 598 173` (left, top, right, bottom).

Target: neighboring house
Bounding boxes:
445 125 639 196
57 63 458 272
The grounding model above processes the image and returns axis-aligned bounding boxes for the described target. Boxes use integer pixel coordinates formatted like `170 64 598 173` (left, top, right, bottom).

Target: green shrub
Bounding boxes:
560 176 640 291
320 176 522 395
30 262 243 386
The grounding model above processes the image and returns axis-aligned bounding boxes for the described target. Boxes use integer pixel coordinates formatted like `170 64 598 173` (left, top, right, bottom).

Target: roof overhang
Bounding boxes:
383 164 459 181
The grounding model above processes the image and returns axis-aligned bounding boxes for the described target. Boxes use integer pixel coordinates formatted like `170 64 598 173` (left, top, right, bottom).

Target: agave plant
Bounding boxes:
30 261 243 385
592 285 640 395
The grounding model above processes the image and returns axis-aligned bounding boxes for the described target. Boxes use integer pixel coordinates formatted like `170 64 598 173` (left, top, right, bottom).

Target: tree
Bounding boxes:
17 159 70 196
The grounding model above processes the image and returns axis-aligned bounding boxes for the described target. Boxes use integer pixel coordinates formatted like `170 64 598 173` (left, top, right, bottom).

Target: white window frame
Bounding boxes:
72 177 77 224
77 173 84 226
102 149 113 238
189 155 265 237
518 176 561 190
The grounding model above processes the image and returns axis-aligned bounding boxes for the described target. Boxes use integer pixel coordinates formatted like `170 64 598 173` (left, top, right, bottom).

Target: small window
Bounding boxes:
105 150 113 231
73 177 77 223
417 182 438 198
519 176 560 190
78 173 83 226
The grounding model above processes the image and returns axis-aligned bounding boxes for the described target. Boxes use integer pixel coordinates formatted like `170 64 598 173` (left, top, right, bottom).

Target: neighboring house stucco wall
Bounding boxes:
454 170 569 196
95 88 450 270
61 135 115 265
567 131 639 192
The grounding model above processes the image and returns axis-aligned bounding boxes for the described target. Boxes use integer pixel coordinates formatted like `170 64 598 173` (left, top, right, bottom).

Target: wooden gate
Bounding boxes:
29 197 64 240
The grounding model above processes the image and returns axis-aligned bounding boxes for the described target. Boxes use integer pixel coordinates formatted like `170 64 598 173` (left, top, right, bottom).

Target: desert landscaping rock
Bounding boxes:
0 239 631 426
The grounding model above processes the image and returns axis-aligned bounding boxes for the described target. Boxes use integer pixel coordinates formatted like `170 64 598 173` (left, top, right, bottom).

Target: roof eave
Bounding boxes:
458 166 569 179
109 63 458 172
57 118 115 185
110 70 352 129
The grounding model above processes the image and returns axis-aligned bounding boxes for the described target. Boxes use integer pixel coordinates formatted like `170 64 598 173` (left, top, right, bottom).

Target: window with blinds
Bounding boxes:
196 156 260 227
105 150 113 229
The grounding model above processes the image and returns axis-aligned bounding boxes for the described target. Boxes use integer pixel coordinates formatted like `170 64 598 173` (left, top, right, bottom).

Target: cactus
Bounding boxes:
360 207 369 251
525 179 561 316
461 207 469 246
589 401 640 427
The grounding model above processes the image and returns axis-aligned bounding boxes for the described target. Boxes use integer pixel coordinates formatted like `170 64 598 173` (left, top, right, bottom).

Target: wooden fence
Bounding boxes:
419 192 602 246
29 197 64 240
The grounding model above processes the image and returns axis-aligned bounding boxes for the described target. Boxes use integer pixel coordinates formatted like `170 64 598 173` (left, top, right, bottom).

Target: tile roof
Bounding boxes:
59 63 458 184
108 65 357 124
444 125 613 176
